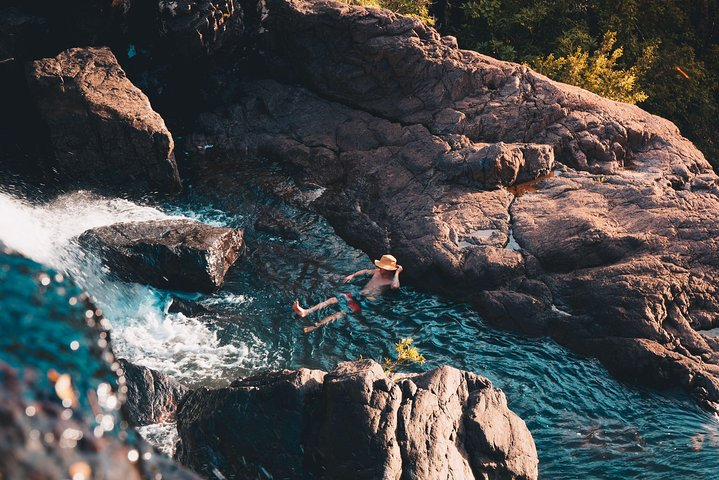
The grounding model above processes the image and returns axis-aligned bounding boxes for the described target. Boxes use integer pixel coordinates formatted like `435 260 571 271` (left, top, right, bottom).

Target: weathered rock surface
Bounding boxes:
175 359 538 479
80 219 244 293
26 47 182 193
190 0 719 407
119 359 190 427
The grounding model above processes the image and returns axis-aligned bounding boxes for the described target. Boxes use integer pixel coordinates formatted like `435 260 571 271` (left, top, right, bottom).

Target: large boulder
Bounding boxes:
175 360 538 480
26 47 182 193
79 219 244 293
119 359 190 427
189 0 719 408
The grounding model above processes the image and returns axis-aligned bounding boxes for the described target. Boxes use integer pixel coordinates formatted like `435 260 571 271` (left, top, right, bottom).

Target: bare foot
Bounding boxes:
292 301 307 317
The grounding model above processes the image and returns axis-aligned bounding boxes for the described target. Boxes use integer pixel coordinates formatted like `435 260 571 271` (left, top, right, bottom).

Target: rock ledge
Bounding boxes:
175 359 538 480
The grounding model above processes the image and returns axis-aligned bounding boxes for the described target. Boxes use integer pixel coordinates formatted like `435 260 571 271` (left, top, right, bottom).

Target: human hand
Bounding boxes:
343 275 353 283
396 265 403 273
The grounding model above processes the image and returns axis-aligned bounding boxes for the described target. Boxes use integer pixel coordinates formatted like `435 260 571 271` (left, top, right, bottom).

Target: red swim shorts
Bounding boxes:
342 292 362 313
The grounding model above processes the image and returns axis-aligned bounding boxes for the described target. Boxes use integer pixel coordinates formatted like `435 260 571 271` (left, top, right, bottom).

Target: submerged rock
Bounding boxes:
119 359 190 427
79 219 244 293
168 296 214 317
175 360 538 480
254 205 303 240
26 47 181 193
191 0 719 407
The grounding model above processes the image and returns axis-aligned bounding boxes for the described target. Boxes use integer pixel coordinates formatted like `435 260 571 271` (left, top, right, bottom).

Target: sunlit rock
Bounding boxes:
79 219 244 293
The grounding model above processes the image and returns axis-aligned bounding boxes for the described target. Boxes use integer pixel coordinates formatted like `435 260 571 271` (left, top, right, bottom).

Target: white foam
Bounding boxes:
0 189 263 386
136 422 179 456
203 292 254 307
0 190 172 269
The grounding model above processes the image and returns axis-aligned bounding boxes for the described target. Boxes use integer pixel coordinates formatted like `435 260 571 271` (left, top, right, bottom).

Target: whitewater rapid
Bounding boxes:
0 189 256 385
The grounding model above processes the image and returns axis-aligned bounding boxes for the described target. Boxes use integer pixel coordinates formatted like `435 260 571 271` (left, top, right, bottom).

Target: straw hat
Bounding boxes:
374 254 399 271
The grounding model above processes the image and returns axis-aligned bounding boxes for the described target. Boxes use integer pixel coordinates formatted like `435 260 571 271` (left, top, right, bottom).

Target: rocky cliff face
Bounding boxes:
190 0 719 407
176 359 538 480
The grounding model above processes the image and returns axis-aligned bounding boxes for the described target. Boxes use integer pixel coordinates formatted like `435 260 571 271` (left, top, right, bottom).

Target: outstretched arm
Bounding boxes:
391 265 403 289
344 269 375 283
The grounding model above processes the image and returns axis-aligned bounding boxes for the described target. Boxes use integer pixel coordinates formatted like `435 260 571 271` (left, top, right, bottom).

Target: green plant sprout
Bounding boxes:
383 337 426 376
341 0 434 25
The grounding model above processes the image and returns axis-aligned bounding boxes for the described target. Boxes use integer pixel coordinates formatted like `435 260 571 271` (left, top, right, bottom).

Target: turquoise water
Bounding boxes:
2 163 718 478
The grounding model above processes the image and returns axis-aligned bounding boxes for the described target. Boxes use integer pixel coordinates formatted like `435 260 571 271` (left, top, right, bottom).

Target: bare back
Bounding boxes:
360 269 396 300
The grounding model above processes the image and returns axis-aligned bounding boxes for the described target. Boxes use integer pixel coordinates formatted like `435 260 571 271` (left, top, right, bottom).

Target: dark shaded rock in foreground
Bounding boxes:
79 219 244 293
191 0 719 408
119 359 190 427
0 250 200 480
26 47 181 193
176 359 538 480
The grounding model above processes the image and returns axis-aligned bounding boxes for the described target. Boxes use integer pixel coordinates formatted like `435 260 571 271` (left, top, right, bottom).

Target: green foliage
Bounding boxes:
382 337 426 376
341 0 434 25
530 31 650 104
461 0 501 26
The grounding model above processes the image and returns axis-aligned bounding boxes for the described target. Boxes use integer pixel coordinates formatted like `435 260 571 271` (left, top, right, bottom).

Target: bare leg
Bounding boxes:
293 297 339 317
303 311 346 333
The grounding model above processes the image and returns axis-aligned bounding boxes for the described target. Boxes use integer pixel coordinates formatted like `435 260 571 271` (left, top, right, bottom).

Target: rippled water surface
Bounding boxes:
2 163 718 478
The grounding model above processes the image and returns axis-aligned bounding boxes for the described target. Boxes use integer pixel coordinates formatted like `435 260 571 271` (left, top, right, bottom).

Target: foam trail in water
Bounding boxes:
136 423 179 456
0 189 253 385
0 190 170 268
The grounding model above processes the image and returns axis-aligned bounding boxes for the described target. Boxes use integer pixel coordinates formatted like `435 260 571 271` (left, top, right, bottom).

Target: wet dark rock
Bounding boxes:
190 0 719 407
0 251 200 480
26 47 182 193
168 296 214 317
175 360 538 479
151 0 249 58
79 219 244 293
254 206 302 239
119 359 190 427
1 1 258 61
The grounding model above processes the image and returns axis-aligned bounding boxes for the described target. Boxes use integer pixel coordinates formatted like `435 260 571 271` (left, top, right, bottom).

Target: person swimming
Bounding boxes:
292 254 403 333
